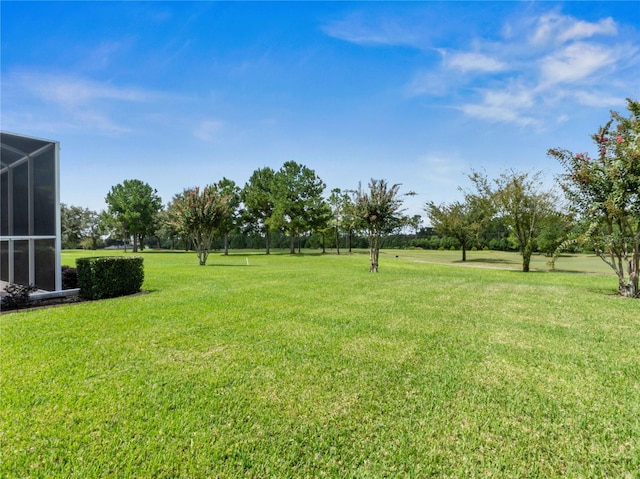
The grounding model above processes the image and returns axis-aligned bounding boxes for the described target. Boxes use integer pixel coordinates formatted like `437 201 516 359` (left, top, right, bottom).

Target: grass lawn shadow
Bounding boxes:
461 258 518 265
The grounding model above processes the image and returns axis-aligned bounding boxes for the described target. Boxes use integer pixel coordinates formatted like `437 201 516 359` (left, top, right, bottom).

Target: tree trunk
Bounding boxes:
369 233 380 272
224 232 229 255
290 234 295 254
369 248 379 272
132 234 138 253
522 245 532 272
462 245 467 262
265 229 270 255
335 226 340 255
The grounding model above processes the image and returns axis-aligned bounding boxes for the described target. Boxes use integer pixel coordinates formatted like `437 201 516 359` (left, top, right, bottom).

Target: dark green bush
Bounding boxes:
61 266 78 290
76 256 144 300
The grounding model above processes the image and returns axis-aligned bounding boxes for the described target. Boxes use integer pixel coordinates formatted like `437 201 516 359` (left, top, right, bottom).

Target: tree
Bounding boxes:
548 99 640 297
353 179 408 272
535 212 574 257
328 188 348 254
425 194 491 262
60 203 94 249
271 161 328 254
82 210 105 249
409 214 424 238
213 178 242 255
105 179 162 253
152 209 174 249
342 193 361 253
472 170 557 272
168 186 229 265
241 167 277 254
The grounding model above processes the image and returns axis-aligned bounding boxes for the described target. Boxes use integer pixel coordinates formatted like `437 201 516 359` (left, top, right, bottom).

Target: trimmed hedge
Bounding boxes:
76 256 144 300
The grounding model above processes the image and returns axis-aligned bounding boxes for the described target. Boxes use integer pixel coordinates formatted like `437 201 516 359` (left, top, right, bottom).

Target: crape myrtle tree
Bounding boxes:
241 167 277 254
353 179 410 273
548 99 640 298
272 161 329 254
169 186 230 266
105 179 163 253
471 170 557 272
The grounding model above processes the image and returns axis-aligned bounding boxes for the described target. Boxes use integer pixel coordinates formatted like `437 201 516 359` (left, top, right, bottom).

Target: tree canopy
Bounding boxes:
105 179 162 253
469 170 557 272
241 167 277 254
212 178 242 255
425 192 492 262
271 161 329 254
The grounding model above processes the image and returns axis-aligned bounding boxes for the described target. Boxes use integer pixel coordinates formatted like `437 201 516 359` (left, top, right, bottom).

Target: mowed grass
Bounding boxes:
1 249 639 477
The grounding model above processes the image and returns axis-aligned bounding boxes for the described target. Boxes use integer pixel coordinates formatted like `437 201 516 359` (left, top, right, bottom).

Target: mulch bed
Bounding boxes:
1 290 148 314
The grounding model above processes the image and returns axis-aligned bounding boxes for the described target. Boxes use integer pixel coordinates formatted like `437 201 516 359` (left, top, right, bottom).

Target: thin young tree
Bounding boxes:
354 179 408 273
425 196 490 262
328 188 346 254
471 170 557 272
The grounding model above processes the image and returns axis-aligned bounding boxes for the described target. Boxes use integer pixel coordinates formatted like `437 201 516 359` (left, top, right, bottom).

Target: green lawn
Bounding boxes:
1 249 639 477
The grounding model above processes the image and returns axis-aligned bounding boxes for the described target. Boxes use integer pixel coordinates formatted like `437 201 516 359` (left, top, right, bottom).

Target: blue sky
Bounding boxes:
2 1 639 219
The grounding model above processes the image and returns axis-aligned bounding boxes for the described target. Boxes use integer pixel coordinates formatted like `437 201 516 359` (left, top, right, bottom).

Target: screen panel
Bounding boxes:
13 240 29 285
33 151 56 235
0 240 8 282
12 162 29 236
34 239 55 291
1 171 8 236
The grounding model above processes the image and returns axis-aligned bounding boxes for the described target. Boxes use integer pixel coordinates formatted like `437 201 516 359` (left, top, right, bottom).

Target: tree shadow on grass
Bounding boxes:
459 258 518 265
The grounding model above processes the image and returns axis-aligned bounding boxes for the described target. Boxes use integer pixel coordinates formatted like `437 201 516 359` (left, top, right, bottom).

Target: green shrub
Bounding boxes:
76 256 144 300
1 283 37 310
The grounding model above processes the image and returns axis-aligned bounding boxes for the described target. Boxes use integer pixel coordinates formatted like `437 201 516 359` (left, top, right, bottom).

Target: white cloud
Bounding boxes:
572 91 627 108
444 52 508 73
406 71 451 97
321 12 419 47
531 13 617 45
327 6 635 130
459 88 537 127
40 76 159 106
539 42 617 84
3 71 165 135
418 151 468 190
559 17 617 43
193 120 224 142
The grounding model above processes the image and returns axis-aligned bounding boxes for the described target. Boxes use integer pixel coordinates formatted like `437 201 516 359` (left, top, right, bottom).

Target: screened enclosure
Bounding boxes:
1 132 61 292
